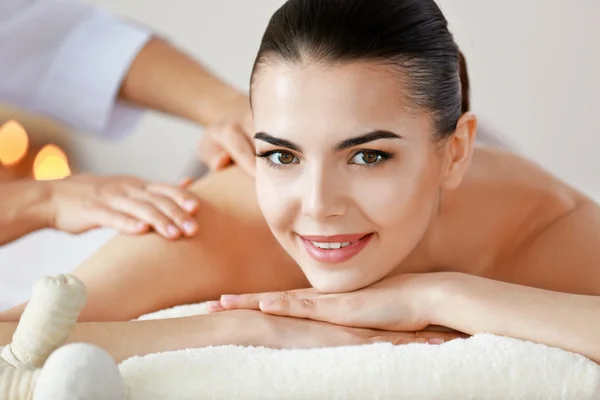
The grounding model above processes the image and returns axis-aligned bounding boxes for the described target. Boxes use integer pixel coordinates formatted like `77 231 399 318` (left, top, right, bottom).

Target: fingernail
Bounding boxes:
136 221 148 231
259 300 279 311
206 301 224 312
220 295 239 305
183 200 198 213
428 338 445 345
167 225 180 237
183 221 198 235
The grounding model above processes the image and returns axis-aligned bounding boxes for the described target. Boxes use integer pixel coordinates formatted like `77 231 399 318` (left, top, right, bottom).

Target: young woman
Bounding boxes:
2 0 599 364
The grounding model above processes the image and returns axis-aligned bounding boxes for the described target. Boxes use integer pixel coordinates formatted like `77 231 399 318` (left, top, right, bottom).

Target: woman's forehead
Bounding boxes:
251 62 430 140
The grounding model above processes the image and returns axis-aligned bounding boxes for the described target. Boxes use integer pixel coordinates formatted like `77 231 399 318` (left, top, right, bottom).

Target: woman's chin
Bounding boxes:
303 268 386 294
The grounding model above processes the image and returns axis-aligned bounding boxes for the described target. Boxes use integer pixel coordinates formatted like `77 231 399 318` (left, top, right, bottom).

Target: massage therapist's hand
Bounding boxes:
212 274 447 333
45 174 200 239
211 310 457 348
196 95 255 176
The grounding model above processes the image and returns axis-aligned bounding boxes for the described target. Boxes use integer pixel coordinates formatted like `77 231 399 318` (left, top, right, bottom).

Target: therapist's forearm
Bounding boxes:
119 38 247 127
431 273 600 363
0 180 50 245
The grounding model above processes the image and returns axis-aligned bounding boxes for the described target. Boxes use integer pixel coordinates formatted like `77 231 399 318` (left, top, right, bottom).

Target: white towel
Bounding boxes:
118 303 600 400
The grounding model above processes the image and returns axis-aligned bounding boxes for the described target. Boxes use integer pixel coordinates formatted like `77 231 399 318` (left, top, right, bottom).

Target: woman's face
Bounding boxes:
251 61 450 293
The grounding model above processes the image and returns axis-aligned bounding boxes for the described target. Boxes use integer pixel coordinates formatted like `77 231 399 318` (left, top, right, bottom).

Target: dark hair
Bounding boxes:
458 51 470 113
250 0 464 138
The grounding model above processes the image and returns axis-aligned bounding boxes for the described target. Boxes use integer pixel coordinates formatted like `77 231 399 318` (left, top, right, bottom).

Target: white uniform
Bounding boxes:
0 0 153 138
0 0 155 311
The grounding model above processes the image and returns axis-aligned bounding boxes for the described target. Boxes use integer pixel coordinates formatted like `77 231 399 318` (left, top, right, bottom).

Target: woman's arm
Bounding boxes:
432 273 600 362
0 312 244 363
1 308 446 364
434 202 600 362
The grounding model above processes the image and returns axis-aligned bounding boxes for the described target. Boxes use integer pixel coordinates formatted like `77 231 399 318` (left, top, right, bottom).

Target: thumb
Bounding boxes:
216 126 256 177
197 135 228 171
259 296 345 325
212 153 233 171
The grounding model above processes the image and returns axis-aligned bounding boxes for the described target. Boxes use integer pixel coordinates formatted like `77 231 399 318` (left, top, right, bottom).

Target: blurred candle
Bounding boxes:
33 144 71 181
0 120 29 166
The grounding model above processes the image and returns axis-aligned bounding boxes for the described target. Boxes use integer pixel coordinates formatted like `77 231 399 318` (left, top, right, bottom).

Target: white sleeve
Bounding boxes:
0 0 153 139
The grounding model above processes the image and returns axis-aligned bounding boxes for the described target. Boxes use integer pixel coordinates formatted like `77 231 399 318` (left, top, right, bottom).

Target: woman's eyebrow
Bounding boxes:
254 132 302 152
334 130 403 151
254 130 402 152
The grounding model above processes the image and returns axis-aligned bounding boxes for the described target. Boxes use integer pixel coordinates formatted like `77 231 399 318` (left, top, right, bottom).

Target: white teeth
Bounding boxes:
310 241 354 250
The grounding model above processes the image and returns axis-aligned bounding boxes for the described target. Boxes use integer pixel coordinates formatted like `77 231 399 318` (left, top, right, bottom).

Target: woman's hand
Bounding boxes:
210 274 447 333
213 310 461 349
46 174 200 239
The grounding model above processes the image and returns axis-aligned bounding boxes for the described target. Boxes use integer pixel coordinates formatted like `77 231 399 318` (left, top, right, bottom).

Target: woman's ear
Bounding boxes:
440 112 477 190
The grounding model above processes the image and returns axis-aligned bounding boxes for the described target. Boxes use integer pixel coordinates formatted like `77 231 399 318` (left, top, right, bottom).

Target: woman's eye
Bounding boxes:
269 151 298 165
350 150 382 165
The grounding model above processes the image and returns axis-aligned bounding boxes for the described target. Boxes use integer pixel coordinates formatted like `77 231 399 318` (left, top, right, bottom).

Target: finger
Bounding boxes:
212 153 233 171
134 190 199 237
368 335 432 345
145 184 200 214
214 125 256 176
218 289 318 310
370 330 467 345
197 135 228 171
413 330 470 341
206 301 225 313
107 196 182 239
257 296 343 324
87 205 149 234
178 177 194 188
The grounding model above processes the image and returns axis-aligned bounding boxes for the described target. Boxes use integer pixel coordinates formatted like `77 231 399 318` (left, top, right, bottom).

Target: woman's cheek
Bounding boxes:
351 172 410 223
256 176 296 230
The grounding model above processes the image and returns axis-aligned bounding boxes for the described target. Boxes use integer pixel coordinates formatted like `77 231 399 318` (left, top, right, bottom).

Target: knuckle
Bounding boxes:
391 336 408 345
278 291 293 301
97 184 119 198
137 203 168 223
368 335 382 343
301 298 315 309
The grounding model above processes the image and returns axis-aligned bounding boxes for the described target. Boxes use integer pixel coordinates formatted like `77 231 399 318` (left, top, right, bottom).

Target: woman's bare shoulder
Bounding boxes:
445 147 592 277
466 147 588 215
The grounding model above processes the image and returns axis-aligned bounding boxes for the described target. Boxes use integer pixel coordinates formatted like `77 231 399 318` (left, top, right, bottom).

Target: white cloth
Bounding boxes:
0 0 153 138
119 302 600 400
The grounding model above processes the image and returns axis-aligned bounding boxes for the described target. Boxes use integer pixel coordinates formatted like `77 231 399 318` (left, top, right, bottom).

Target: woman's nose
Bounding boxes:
300 168 346 221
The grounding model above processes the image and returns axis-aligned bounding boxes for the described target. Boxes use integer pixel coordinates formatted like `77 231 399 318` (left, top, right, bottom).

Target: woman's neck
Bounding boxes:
393 189 499 277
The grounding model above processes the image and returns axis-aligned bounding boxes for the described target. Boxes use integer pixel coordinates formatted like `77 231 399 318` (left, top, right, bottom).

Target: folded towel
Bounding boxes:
119 303 600 400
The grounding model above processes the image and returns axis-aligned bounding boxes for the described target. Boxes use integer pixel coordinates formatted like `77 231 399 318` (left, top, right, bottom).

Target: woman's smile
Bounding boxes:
296 233 374 264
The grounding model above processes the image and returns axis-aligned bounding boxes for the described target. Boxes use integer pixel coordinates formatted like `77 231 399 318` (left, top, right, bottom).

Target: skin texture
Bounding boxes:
252 62 476 293
1 60 598 363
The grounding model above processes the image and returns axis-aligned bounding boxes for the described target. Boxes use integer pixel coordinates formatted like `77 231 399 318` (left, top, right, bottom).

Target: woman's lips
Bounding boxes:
298 233 373 264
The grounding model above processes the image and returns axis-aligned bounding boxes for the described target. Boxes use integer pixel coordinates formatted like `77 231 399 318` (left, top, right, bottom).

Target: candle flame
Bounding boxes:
0 120 29 166
33 144 71 181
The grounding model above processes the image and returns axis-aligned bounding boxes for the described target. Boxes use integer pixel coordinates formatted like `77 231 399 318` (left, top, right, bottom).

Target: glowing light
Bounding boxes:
0 120 29 166
33 144 71 181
